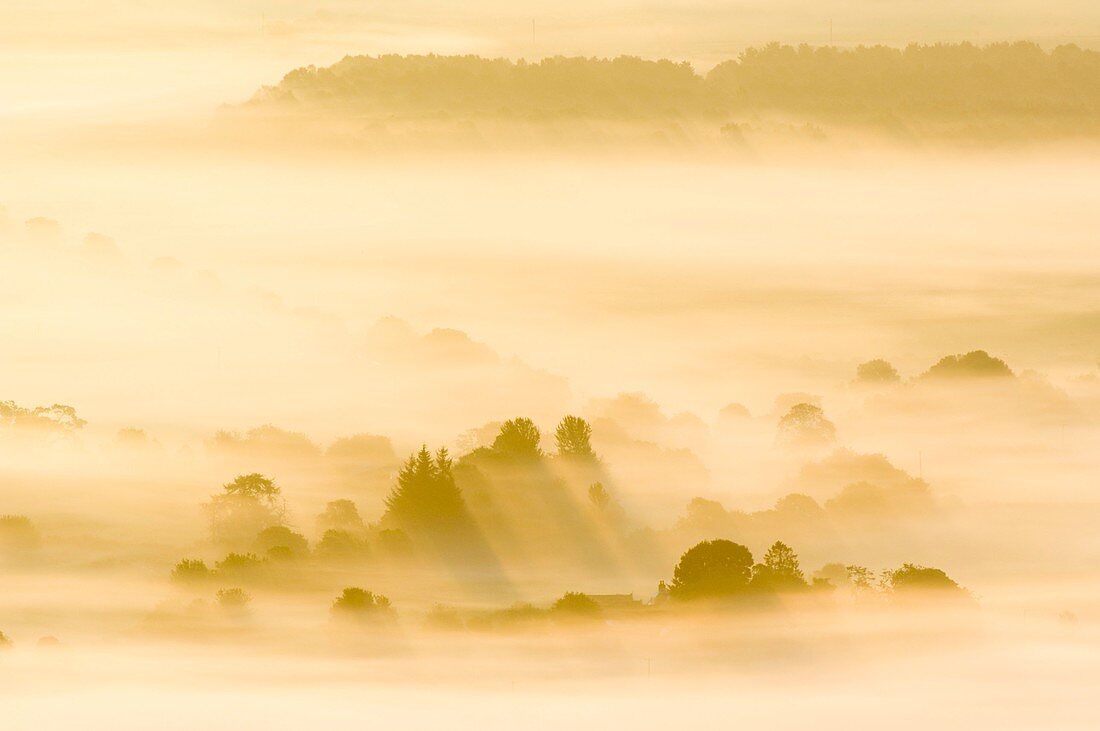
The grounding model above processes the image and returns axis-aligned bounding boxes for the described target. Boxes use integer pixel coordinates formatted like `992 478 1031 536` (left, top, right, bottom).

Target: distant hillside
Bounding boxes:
249 43 1100 122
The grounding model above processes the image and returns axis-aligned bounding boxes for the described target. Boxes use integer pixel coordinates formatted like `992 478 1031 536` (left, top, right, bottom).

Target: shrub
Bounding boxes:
921 350 1013 380
856 359 900 384
550 592 602 617
0 515 40 550
425 604 464 630
316 529 368 560
887 563 967 596
214 552 264 580
170 559 211 584
254 526 309 558
216 588 252 610
331 587 393 620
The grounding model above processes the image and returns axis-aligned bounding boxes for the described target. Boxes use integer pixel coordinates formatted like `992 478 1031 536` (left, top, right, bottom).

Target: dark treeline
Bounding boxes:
250 42 1100 123
151 409 969 635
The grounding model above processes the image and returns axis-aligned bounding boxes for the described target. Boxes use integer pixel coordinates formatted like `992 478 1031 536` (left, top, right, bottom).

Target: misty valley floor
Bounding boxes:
2 609 1097 730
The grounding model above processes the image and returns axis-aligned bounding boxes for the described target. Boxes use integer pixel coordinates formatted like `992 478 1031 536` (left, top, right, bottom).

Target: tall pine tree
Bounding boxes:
383 446 467 528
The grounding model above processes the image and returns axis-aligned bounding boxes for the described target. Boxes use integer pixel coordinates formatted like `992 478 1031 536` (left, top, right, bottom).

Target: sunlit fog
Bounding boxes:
2 2 1100 729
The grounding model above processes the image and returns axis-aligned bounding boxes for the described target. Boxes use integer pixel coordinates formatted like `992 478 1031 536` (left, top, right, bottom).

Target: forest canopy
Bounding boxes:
244 42 1100 137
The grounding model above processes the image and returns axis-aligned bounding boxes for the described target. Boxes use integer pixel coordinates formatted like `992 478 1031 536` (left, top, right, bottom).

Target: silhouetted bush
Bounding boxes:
718 402 751 421
214 552 264 581
0 400 85 433
216 587 252 611
0 515 40 551
777 403 837 446
330 587 394 621
205 473 286 545
254 526 309 559
921 350 1014 380
887 563 969 598
551 592 602 617
856 359 901 384
315 499 365 534
376 528 414 557
315 529 369 561
170 559 212 584
424 604 464 630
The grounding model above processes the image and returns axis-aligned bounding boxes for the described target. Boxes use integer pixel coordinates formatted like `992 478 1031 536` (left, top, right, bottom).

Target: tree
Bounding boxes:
812 563 849 588
216 588 251 611
382 446 467 528
0 631 11 649
0 401 85 433
846 565 876 591
316 529 368 560
777 403 836 446
331 587 393 620
751 541 807 591
588 482 611 510
254 526 309 559
205 473 286 545
551 592 602 617
171 559 211 584
0 515 40 551
921 350 1014 380
886 563 967 596
718 402 751 421
555 415 595 458
214 552 263 581
669 539 755 600
588 482 626 525
325 434 399 483
491 418 542 459
316 499 365 534
425 604 464 630
856 359 900 384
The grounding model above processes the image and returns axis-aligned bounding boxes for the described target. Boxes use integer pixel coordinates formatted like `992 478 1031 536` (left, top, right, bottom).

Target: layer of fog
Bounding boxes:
3 9 1100 726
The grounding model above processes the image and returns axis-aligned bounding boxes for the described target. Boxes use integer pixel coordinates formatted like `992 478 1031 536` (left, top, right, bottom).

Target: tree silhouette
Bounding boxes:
316 529 368 560
216 588 251 611
170 559 211 584
846 565 876 591
777 403 836 446
921 350 1014 380
205 473 286 544
551 592 602 617
316 499 365 534
763 541 804 581
555 415 595 458
588 482 611 510
254 525 309 559
670 539 754 600
214 552 263 581
0 515 40 551
856 359 900 384
0 401 85 432
491 418 542 459
331 587 393 620
383 446 467 528
751 541 808 591
887 563 967 596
